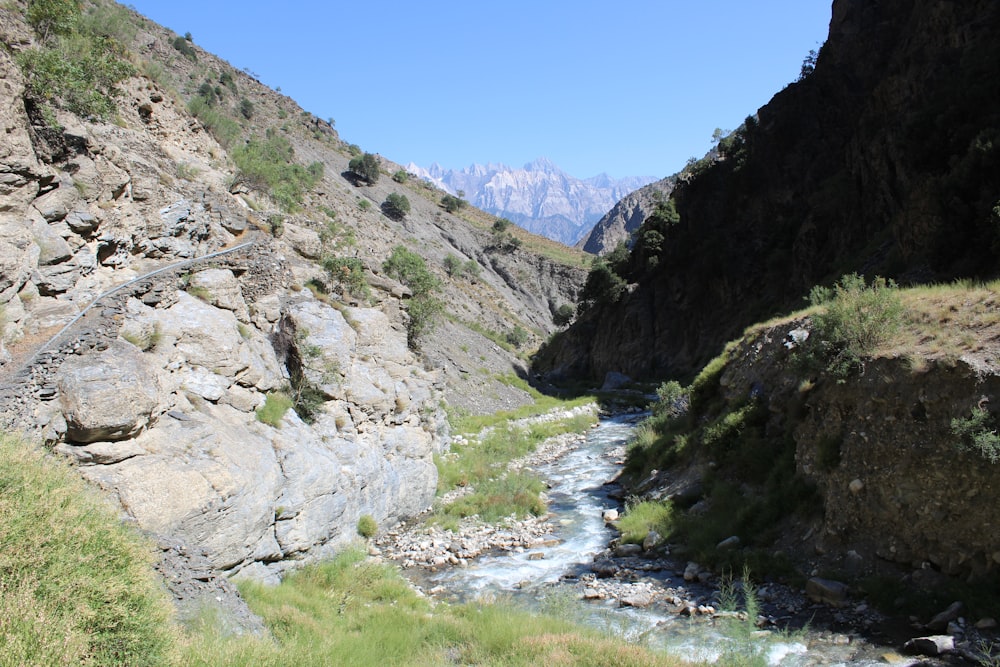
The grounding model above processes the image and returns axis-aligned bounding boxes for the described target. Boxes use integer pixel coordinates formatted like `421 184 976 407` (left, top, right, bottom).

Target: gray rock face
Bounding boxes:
577 176 676 255
57 341 162 443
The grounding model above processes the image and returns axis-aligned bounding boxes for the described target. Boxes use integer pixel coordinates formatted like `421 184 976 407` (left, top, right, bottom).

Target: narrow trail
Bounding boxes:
0 239 257 391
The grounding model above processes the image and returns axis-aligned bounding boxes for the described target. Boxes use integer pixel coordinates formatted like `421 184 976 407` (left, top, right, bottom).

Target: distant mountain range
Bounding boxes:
406 158 657 246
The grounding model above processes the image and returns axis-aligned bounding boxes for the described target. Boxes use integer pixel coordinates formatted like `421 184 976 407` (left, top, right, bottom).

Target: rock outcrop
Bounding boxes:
576 177 676 256
535 0 1000 382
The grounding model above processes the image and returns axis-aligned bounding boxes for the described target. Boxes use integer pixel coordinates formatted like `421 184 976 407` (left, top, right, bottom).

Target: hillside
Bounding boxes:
533 0 1000 383
407 159 656 246
576 175 676 256
0 0 588 588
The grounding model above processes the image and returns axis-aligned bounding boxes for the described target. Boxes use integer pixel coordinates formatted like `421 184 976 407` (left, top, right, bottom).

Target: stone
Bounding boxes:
31 173 78 221
620 591 655 608
716 535 741 551
805 577 849 607
602 508 619 523
282 223 322 259
614 543 642 557
57 341 162 443
642 530 660 551
683 561 700 582
31 218 72 265
927 601 963 631
975 617 998 630
65 210 99 235
901 635 954 656
849 478 864 494
600 371 631 392
592 559 619 578
188 268 249 319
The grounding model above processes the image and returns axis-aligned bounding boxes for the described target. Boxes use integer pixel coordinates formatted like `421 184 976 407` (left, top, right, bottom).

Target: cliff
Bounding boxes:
534 0 1000 383
0 0 586 584
576 176 676 256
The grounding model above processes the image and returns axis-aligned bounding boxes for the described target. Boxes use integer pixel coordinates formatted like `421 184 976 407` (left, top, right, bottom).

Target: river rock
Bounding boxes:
592 559 620 578
603 508 619 523
902 635 954 656
57 340 162 443
615 543 642 557
927 601 963 631
717 535 741 551
805 577 850 607
683 561 701 581
643 530 660 551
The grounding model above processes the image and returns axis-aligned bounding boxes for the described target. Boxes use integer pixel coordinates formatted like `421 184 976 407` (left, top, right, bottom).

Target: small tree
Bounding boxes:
441 194 466 213
348 152 380 185
382 193 410 220
443 253 462 278
553 303 575 326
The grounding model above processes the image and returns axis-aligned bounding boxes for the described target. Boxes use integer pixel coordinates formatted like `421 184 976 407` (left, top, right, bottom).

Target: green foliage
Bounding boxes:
0 431 176 665
489 218 522 253
442 253 463 278
463 258 481 279
553 303 575 326
492 218 511 234
187 96 240 147
383 246 444 346
357 198 371 211
185 547 669 666
256 391 293 427
952 407 1000 463
322 255 370 301
441 194 466 213
18 1 136 122
617 500 674 545
347 152 380 185
506 325 530 349
26 0 78 41
238 97 254 120
171 35 197 60
391 169 408 183
807 273 905 379
578 259 626 309
356 514 378 538
381 192 410 220
230 133 323 211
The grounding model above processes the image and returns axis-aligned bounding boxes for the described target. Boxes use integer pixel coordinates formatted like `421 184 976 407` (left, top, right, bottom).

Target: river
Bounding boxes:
414 414 899 665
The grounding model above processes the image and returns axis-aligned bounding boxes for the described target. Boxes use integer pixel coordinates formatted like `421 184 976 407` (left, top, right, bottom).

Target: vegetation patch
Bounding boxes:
617 500 674 546
383 245 443 349
229 132 323 212
256 391 293 427
0 431 176 666
183 547 673 666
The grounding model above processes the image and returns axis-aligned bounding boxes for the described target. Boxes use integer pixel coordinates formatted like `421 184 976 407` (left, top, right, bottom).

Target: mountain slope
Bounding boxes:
576 176 677 255
407 159 656 246
534 0 1000 383
0 0 587 584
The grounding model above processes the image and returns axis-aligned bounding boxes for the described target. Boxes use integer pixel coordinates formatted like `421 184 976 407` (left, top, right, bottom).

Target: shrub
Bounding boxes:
322 255 370 301
238 98 253 120
171 35 197 60
391 170 408 183
230 133 323 211
552 303 574 326
441 194 465 213
381 193 410 220
442 253 463 278
187 96 240 147
357 199 371 211
356 514 378 538
578 260 626 309
256 391 293 427
952 407 1000 463
347 152 380 185
807 273 905 379
506 325 529 349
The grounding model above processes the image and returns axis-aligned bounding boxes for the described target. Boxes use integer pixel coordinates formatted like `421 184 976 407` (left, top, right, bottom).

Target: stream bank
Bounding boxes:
374 412 988 665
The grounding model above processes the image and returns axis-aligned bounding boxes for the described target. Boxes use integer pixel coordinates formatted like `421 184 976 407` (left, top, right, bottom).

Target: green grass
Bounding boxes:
433 412 598 525
181 547 674 666
256 391 293 427
449 376 596 435
0 432 177 666
617 500 674 545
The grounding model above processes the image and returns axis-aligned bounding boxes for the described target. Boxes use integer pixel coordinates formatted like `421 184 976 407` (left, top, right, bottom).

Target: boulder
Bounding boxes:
902 635 954 656
927 601 963 631
57 341 163 443
805 577 850 607
188 268 249 319
282 223 322 259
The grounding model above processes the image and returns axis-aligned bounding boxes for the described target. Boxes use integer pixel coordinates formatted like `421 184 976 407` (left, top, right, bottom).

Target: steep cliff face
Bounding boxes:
0 0 586 581
576 177 675 256
535 0 1000 382
693 312 1000 580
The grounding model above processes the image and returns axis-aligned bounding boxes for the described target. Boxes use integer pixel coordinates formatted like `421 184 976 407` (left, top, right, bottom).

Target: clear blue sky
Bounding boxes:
125 1 832 180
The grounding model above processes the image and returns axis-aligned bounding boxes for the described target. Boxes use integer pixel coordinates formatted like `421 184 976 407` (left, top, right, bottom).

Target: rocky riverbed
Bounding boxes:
372 410 999 665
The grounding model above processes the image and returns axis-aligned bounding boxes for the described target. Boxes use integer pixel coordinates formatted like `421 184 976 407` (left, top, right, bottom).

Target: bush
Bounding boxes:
391 170 408 183
552 303 574 326
356 514 378 538
952 407 1000 463
348 152 380 185
256 391 293 427
442 253 463 278
171 35 197 60
383 246 443 348
441 194 465 213
381 192 410 220
238 98 253 120
506 325 529 349
578 260 626 309
230 133 323 211
322 255 370 301
807 273 905 379
617 500 674 545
